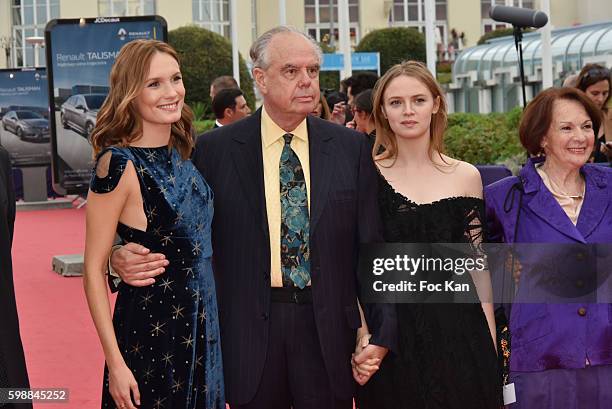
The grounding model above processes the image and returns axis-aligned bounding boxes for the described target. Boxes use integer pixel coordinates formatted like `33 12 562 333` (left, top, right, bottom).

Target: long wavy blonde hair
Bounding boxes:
372 60 448 164
91 39 194 159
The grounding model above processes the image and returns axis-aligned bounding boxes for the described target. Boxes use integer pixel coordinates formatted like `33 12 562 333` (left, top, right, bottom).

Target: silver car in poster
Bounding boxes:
60 93 107 138
1 110 50 142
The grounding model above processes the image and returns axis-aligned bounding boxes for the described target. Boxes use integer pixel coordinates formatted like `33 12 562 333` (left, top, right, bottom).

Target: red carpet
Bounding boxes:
12 207 107 408
12 207 355 409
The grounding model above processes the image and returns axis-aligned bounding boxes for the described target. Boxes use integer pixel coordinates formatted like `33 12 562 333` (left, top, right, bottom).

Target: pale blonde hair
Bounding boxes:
372 60 448 163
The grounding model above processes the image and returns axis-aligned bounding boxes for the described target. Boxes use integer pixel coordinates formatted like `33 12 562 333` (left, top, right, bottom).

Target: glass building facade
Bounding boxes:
449 22 612 113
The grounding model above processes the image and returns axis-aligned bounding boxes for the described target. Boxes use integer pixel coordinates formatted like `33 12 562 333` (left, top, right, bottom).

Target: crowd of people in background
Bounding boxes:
1 24 610 409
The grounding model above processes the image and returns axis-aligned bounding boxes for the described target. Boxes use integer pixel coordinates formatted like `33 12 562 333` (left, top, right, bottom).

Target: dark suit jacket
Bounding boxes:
193 109 396 404
0 146 32 409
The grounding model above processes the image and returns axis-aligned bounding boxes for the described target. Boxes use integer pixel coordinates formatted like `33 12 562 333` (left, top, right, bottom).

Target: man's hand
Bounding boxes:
111 242 168 286
352 338 387 385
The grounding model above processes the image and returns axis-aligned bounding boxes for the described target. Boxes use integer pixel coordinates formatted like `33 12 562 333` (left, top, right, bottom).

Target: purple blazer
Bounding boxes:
484 158 612 372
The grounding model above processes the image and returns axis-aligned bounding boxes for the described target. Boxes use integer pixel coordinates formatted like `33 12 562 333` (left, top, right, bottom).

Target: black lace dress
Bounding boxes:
356 173 501 409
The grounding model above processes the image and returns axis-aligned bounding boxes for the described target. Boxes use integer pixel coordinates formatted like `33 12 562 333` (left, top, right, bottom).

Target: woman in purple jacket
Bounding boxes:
485 87 612 408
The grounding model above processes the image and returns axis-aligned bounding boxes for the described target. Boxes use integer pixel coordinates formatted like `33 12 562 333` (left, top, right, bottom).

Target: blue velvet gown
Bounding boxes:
90 145 225 409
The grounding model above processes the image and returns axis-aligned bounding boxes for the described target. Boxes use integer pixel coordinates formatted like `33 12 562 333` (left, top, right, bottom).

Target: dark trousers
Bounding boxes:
232 301 353 409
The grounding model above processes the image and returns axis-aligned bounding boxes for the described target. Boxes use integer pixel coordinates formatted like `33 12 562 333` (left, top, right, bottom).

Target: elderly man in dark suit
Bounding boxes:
110 26 395 409
0 146 32 409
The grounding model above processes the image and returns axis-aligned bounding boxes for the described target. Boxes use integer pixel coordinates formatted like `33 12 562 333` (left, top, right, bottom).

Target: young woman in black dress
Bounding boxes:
355 61 501 409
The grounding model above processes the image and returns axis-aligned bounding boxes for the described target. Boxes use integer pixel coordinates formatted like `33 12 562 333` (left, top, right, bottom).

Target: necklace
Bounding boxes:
541 167 585 199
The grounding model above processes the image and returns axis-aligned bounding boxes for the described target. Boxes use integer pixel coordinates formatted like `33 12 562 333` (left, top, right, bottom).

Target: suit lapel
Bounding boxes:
576 166 609 239
524 189 586 243
230 110 269 236
521 159 586 243
307 116 334 236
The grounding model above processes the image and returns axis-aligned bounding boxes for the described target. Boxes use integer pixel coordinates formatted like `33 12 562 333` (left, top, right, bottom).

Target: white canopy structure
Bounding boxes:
448 21 612 113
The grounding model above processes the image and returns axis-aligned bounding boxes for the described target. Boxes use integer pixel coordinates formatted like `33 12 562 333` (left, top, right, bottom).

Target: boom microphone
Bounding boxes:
489 5 548 28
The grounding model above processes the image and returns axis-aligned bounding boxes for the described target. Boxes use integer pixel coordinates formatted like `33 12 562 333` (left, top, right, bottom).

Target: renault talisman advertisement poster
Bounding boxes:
45 16 167 194
0 68 51 167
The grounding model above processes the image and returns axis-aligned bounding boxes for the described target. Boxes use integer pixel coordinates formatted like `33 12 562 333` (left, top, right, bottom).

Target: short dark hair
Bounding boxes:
348 72 379 97
519 87 601 156
212 88 244 119
211 75 238 94
576 63 611 109
353 89 373 114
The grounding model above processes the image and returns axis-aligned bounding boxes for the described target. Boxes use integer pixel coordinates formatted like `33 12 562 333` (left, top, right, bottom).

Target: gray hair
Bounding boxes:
250 26 322 70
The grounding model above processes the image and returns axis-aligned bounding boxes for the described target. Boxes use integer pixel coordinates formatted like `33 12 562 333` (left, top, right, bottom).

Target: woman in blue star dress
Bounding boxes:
83 40 224 409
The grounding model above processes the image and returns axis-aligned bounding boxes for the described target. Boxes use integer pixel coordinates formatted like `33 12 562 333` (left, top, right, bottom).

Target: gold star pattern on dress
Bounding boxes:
136 164 148 177
130 341 143 356
192 288 200 300
183 267 194 279
143 366 155 382
145 150 158 162
150 321 166 336
146 206 158 219
192 241 202 256
174 210 184 224
171 378 184 393
153 396 167 409
171 304 185 319
161 352 174 367
167 174 176 186
181 334 194 349
195 222 204 232
198 311 207 324
161 235 174 246
140 293 153 307
160 278 174 293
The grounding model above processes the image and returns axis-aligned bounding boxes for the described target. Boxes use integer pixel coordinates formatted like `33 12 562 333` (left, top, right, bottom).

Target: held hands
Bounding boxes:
351 333 388 385
108 363 140 409
111 242 168 286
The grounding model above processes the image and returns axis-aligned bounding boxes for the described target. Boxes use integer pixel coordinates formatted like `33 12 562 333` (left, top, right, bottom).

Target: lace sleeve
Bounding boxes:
89 146 130 194
463 199 487 249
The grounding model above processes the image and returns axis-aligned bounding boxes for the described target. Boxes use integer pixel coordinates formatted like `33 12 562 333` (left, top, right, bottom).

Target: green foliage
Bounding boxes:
355 27 426 74
191 101 208 121
437 61 452 73
444 107 525 164
168 26 255 119
320 70 341 92
193 119 216 134
437 72 452 84
477 27 534 45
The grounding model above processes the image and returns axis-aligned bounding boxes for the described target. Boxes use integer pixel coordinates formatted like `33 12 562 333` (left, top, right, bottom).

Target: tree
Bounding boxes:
168 26 255 118
355 27 426 74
